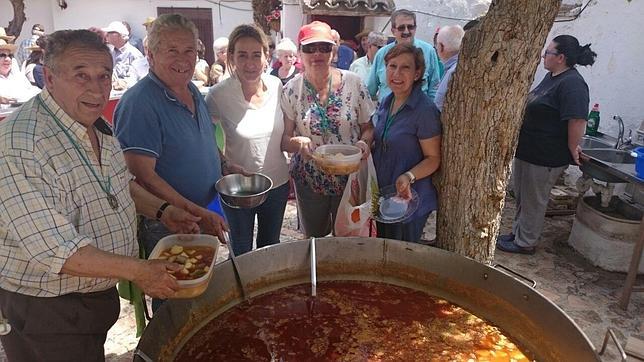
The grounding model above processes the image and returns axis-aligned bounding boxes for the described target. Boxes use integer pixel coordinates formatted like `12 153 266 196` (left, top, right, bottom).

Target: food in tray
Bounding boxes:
156 245 216 280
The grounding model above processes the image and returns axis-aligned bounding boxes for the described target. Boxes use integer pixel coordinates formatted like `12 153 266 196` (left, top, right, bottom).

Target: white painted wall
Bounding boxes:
1 0 254 51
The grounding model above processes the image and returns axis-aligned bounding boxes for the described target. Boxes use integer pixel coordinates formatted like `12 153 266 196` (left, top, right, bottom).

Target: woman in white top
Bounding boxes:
206 24 289 256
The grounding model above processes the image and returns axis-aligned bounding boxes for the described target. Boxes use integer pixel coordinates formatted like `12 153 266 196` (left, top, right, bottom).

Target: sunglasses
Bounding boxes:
0 53 14 59
301 43 333 54
394 24 416 32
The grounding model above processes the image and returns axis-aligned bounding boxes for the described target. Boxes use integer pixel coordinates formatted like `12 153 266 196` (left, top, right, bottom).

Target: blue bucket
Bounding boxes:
631 147 644 179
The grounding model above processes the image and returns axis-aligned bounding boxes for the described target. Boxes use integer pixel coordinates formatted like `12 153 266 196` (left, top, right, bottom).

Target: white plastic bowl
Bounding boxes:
313 144 362 175
148 234 220 299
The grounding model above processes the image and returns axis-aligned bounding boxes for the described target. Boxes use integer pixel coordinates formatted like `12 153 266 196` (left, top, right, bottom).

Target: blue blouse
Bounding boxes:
372 85 442 218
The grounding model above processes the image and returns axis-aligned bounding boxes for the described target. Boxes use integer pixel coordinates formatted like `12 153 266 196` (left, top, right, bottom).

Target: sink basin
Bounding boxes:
582 149 635 164
579 136 612 149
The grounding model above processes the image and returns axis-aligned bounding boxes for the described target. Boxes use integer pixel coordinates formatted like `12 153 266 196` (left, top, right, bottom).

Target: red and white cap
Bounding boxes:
297 21 335 46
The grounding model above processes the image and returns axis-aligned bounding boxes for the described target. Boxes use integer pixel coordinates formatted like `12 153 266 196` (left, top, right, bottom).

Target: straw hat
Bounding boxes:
0 39 17 53
355 29 371 42
0 27 16 43
143 17 156 27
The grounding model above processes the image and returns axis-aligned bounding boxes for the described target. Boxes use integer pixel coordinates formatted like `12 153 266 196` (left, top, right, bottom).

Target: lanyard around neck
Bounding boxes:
36 95 117 208
382 96 403 143
304 74 334 138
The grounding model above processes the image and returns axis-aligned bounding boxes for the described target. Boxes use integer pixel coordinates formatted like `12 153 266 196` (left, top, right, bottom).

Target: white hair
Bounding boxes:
275 38 297 54
437 25 465 53
213 37 229 52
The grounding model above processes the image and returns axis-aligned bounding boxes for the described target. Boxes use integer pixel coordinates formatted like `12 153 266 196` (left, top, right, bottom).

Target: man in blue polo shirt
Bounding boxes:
114 14 228 259
366 9 441 103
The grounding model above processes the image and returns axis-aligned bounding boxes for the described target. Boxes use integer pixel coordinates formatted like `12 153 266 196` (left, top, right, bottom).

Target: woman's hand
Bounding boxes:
395 173 413 200
294 136 313 160
355 140 371 160
569 144 582 165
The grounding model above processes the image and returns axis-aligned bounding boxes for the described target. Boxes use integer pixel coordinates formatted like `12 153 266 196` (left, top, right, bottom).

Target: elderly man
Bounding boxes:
366 9 441 102
0 39 40 105
114 14 228 278
0 29 201 361
433 25 465 112
349 31 387 83
102 20 143 86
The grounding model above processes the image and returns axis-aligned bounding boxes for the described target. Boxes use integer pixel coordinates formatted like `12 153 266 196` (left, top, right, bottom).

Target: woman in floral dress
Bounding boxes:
281 21 375 237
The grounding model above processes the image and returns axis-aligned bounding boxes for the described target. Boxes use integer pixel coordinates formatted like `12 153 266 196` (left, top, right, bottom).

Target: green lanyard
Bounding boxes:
304 74 334 142
36 95 119 210
381 96 402 151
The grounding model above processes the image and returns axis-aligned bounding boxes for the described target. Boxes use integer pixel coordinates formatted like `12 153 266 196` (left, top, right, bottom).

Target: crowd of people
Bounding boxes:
0 9 596 360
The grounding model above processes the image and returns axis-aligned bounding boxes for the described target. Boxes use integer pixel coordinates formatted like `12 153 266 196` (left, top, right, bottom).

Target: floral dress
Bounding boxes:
281 70 375 196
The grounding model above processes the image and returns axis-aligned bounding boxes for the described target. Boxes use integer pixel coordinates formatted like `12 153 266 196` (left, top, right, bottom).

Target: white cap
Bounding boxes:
102 21 129 36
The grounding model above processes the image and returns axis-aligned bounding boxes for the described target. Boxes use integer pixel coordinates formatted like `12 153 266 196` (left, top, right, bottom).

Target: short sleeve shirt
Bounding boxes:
281 70 375 195
372 86 442 218
114 72 222 207
516 68 589 167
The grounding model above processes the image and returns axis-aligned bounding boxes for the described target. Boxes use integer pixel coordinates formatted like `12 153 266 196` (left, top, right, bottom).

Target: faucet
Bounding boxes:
614 115 624 149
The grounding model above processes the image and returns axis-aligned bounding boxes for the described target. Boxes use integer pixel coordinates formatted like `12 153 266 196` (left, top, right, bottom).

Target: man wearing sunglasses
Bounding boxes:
0 39 40 106
366 9 441 104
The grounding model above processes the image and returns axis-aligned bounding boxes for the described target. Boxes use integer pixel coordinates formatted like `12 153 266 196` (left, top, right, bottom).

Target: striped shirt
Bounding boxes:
0 89 138 297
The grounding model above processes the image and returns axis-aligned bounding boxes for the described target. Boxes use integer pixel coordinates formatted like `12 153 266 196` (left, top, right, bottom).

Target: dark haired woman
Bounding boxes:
497 35 597 254
372 43 441 242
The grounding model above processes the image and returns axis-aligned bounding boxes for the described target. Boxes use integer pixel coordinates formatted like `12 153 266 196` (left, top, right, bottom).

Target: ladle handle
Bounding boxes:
311 237 317 297
493 263 537 288
224 231 248 300
133 348 154 362
598 328 627 362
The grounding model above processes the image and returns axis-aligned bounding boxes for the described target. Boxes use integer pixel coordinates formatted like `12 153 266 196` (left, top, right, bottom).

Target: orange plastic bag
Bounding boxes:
334 155 378 237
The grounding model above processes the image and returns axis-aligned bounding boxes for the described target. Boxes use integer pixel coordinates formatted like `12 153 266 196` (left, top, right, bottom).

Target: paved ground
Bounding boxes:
1 196 642 361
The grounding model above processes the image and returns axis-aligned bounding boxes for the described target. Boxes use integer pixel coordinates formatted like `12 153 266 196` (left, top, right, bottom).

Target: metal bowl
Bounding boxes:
215 173 273 209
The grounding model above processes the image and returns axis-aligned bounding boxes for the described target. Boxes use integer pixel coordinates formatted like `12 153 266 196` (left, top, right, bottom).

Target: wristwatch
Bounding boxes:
404 171 416 184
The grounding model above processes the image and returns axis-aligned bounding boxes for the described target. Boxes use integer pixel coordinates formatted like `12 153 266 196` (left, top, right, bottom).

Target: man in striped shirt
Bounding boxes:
0 29 200 361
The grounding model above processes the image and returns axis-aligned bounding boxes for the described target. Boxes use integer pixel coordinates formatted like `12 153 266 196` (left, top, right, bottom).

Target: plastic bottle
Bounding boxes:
586 103 600 136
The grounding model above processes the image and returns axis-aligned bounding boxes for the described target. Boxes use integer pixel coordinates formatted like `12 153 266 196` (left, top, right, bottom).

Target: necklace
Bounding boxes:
37 95 119 210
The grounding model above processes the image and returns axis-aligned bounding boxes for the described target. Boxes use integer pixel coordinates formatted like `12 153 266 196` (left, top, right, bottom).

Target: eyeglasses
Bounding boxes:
301 43 333 54
0 53 14 59
394 24 416 32
543 50 559 57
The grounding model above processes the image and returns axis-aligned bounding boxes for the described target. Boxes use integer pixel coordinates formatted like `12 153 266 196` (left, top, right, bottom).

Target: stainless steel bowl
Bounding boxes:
215 173 273 209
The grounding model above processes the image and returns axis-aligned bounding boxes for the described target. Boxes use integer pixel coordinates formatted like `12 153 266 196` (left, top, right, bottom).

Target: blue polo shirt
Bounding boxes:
372 85 442 219
114 72 222 207
366 38 441 102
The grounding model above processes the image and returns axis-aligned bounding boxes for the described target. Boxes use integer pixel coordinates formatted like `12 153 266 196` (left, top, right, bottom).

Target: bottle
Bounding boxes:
586 103 600 136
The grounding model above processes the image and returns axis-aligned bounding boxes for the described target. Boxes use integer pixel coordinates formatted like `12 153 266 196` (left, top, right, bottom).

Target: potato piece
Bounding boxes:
185 262 193 269
157 255 168 260
170 245 183 255
189 258 198 264
181 268 189 275
204 266 210 272
175 255 187 264
187 250 196 255
196 255 203 260
168 256 176 263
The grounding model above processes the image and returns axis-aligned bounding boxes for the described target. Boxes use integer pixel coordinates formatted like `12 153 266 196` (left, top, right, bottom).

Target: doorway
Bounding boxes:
311 15 363 49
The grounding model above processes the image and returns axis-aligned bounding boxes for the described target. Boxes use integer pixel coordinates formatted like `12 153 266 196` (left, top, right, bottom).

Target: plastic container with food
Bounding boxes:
148 234 220 298
312 144 362 175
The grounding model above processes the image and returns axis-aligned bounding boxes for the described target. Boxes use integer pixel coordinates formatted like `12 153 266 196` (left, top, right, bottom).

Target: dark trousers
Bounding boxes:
376 212 431 242
0 287 120 362
222 182 289 256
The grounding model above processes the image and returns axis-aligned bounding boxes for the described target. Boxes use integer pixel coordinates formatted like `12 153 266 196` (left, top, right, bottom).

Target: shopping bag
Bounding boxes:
334 155 378 237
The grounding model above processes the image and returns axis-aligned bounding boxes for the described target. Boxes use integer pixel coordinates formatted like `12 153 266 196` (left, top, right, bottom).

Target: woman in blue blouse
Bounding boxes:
372 43 442 242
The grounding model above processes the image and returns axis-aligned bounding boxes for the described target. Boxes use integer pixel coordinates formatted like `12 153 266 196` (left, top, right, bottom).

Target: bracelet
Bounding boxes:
404 171 416 184
156 202 171 220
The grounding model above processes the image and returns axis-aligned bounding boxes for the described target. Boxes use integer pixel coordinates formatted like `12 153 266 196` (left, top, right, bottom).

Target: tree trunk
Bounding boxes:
6 0 26 38
435 0 561 263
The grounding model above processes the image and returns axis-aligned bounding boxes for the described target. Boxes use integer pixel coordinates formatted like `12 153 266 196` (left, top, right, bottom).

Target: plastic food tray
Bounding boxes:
148 234 220 299
313 144 362 175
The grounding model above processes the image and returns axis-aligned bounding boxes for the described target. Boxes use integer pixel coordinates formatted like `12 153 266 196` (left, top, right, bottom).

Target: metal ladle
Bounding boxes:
223 231 249 300
310 237 317 297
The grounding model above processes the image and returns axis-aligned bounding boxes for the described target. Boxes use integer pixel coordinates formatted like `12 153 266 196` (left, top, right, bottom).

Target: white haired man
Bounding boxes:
102 20 143 87
349 31 387 83
433 25 465 112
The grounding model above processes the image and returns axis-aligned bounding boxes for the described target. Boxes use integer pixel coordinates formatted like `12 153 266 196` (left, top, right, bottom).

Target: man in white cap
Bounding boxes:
102 20 143 87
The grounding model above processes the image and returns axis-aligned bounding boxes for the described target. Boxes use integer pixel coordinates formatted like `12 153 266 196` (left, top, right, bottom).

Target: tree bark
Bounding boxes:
435 0 561 263
6 0 26 38
252 0 272 34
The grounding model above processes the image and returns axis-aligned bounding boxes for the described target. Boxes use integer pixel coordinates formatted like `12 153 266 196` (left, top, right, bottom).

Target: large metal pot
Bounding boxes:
135 238 600 361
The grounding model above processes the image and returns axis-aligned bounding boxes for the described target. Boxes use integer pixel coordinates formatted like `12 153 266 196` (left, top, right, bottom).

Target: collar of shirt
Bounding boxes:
147 71 201 105
382 84 424 113
444 53 459 71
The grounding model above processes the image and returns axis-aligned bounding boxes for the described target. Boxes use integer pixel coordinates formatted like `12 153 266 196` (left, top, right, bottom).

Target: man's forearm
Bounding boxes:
136 172 201 213
129 180 166 219
60 244 142 280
